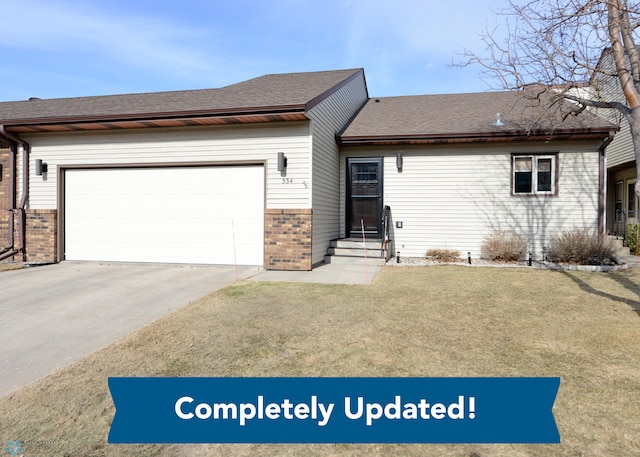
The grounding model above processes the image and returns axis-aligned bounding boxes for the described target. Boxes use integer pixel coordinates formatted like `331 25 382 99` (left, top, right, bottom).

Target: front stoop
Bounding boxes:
608 235 640 266
325 238 388 266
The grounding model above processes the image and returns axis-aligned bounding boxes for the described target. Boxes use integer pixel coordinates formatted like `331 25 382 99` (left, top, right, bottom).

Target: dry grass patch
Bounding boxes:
0 267 639 456
0 263 23 272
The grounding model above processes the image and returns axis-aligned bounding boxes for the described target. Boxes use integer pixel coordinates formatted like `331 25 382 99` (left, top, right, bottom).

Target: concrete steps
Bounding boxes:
608 235 631 258
607 235 640 265
324 238 387 266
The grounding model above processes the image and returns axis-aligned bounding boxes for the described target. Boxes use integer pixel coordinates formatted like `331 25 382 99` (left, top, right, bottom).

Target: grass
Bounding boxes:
0 262 23 272
1 266 639 456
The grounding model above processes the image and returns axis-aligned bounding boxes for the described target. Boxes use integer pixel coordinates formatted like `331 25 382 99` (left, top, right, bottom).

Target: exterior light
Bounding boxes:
35 159 48 176
277 152 287 172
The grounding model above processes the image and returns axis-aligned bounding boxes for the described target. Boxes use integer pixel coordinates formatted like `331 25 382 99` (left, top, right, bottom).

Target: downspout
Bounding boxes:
0 133 16 260
598 130 616 238
0 126 30 262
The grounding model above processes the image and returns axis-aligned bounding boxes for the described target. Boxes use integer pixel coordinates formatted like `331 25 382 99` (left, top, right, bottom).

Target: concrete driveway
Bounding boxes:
0 261 259 397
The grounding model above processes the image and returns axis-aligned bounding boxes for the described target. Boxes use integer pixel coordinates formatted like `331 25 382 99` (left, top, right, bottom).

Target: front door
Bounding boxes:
629 180 639 226
347 158 383 238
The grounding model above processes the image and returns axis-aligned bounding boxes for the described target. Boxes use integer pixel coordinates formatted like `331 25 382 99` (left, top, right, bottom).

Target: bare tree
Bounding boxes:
459 0 640 197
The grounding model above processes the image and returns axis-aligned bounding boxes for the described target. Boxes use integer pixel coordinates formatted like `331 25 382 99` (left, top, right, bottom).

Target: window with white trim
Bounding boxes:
512 154 556 195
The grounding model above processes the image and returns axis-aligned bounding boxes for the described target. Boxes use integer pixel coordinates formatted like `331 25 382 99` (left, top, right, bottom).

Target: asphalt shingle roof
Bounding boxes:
340 91 616 143
0 68 364 123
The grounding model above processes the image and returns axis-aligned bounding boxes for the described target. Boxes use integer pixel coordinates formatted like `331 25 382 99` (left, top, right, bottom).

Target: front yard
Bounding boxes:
1 266 639 456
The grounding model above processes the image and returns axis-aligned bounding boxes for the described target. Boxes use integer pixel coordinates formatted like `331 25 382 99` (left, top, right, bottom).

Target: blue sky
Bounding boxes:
0 0 507 101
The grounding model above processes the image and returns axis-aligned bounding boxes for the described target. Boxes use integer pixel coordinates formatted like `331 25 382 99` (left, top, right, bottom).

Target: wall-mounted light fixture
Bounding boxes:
277 152 287 172
35 159 48 176
396 152 403 171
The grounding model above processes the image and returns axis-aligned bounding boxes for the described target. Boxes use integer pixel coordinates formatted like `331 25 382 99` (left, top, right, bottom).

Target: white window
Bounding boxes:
512 155 556 195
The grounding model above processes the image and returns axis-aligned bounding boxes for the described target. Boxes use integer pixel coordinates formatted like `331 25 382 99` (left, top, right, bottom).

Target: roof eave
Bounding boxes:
3 104 308 126
2 105 310 133
338 128 618 146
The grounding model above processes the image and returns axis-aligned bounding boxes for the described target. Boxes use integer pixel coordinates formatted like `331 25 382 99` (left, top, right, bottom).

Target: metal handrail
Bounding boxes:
615 209 628 244
382 206 391 259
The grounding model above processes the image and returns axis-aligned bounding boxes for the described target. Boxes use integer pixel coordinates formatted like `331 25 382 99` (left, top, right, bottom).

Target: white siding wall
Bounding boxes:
604 119 633 169
592 54 634 168
341 141 602 260
307 73 368 265
21 122 312 210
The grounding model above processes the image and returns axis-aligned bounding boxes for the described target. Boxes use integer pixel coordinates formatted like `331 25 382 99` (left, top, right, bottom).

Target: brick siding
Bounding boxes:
24 209 57 264
264 209 312 271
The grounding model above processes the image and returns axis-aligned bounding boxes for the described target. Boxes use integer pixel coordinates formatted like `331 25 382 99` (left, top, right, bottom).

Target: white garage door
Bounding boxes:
64 166 264 265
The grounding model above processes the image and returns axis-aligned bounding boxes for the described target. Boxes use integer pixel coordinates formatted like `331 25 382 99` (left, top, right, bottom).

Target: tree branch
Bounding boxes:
608 0 640 108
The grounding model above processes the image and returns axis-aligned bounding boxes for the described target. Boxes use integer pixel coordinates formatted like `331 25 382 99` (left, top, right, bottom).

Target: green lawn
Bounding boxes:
1 266 639 456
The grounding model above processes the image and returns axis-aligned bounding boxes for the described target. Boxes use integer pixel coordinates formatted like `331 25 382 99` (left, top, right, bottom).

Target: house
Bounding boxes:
590 48 639 240
0 69 617 270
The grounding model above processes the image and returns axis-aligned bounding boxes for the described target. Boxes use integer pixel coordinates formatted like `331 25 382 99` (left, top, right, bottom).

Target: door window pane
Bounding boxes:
350 163 379 196
350 199 378 232
615 181 623 221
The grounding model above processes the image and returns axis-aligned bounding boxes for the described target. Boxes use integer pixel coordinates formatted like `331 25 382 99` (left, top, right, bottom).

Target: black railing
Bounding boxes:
382 205 391 259
615 209 628 245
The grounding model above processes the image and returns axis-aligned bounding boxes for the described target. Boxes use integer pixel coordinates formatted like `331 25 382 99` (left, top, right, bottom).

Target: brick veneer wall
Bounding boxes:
24 209 57 264
264 209 312 271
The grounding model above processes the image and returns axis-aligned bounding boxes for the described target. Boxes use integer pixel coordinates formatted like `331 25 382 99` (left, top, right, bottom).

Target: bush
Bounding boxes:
547 227 615 265
426 248 461 262
480 230 527 262
628 224 640 255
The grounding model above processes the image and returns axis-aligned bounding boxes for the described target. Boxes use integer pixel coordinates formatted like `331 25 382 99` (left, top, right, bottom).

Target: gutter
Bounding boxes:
338 127 618 146
0 126 30 262
1 105 310 129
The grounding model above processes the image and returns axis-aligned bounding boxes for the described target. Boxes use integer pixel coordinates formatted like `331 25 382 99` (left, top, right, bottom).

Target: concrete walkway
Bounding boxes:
248 262 382 285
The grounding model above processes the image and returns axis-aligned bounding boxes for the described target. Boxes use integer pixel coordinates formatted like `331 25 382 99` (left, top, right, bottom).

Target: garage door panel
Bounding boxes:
65 166 264 265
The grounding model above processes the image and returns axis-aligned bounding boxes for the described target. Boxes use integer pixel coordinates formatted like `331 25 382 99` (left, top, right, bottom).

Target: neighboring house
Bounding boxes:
590 48 639 239
0 69 616 269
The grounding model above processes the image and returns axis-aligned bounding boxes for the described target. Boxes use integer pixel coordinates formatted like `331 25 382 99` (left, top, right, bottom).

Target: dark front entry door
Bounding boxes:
347 158 383 238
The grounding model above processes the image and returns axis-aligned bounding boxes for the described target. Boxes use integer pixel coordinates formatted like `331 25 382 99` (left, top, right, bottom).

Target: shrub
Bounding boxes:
628 224 640 255
480 230 527 262
547 227 615 265
426 248 461 262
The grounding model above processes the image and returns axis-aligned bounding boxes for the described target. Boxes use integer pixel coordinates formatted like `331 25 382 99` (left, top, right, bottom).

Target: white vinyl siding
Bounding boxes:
604 119 633 169
307 72 369 265
22 122 311 210
591 53 633 169
341 141 602 260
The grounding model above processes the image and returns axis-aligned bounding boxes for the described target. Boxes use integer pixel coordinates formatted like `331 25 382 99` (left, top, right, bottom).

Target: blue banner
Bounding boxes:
108 377 560 444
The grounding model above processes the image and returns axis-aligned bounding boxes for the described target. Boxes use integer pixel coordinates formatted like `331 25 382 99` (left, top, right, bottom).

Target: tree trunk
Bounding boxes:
631 108 640 200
